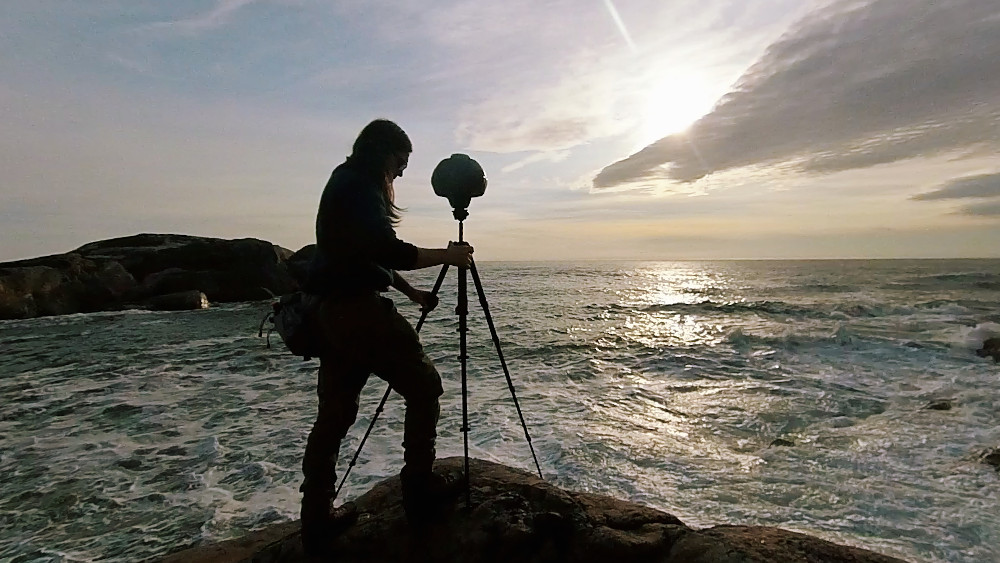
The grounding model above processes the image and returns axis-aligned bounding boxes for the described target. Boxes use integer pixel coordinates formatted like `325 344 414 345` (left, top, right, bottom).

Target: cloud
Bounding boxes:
455 73 634 153
912 172 1000 200
445 0 813 156
146 0 258 34
961 201 1000 216
595 0 1000 189
501 151 571 174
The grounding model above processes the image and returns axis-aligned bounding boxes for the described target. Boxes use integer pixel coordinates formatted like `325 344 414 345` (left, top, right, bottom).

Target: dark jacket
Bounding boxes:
304 164 418 295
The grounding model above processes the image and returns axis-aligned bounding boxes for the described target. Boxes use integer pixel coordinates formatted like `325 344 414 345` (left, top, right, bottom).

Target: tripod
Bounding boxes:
336 216 543 507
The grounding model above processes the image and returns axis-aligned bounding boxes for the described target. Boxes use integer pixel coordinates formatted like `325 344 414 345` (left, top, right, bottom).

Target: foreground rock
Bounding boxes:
0 234 300 320
156 457 907 563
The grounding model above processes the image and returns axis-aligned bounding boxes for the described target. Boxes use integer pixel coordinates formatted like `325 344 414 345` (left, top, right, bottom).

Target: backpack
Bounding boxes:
259 292 323 360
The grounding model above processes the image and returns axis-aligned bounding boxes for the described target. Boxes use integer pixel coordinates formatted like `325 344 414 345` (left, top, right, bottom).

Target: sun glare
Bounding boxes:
636 71 717 149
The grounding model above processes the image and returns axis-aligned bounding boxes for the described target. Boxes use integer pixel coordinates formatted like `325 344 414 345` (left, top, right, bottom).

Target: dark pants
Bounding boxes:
300 291 443 501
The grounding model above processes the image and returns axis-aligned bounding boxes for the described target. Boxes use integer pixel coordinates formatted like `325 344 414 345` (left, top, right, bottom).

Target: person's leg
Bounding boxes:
368 296 444 478
300 297 371 554
300 358 368 552
300 358 369 502
366 296 455 520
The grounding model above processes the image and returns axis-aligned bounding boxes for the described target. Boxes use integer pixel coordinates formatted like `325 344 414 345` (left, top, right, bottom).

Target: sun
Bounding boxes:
636 70 718 149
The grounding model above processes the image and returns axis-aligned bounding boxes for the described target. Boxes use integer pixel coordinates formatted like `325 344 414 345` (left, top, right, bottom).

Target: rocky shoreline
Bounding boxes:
152 457 909 563
0 234 313 320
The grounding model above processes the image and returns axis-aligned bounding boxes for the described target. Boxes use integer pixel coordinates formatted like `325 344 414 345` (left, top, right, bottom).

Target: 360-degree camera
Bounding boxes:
431 153 487 220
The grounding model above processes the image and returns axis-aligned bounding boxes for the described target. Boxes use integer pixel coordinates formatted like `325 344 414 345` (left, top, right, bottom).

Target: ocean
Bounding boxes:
1 259 999 562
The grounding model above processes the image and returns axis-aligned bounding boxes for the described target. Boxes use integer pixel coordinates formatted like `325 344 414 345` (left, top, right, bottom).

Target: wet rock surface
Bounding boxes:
156 457 908 563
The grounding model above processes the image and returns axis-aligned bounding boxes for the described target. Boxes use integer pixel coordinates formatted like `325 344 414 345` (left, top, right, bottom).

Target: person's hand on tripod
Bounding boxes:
411 290 439 313
445 241 474 268
412 242 474 269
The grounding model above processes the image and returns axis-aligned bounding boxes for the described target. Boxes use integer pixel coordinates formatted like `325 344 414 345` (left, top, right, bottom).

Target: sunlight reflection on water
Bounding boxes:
607 263 747 348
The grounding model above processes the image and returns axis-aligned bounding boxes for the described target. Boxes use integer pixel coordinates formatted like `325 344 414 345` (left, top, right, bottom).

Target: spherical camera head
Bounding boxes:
432 153 487 221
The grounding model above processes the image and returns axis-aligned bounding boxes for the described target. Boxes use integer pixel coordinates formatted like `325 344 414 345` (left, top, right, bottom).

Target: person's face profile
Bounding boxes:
393 152 409 178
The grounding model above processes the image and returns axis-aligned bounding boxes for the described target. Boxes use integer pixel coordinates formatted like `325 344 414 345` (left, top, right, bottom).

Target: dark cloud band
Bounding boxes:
960 200 1000 216
913 172 1000 201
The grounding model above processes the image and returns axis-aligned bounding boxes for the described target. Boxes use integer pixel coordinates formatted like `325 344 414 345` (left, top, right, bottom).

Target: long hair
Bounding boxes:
346 119 411 225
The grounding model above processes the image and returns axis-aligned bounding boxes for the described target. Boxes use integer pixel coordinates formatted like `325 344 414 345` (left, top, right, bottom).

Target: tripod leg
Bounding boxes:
336 387 389 497
416 264 450 332
469 259 544 480
458 261 471 507
336 263 450 497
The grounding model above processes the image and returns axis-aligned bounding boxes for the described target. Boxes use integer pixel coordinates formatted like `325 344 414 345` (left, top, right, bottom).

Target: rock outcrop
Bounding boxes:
154 457 908 563
75 234 297 303
982 448 1000 471
144 290 210 312
0 234 302 320
977 337 1000 363
0 253 136 319
283 244 316 288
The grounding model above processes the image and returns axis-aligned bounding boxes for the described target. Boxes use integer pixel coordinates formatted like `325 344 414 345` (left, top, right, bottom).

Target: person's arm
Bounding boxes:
391 271 420 301
412 242 474 269
391 243 473 310
391 271 439 312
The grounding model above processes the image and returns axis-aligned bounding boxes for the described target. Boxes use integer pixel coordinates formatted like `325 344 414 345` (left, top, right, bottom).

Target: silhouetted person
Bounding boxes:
299 119 473 556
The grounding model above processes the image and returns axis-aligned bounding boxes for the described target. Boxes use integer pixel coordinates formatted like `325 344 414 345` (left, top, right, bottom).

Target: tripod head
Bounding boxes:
432 154 487 221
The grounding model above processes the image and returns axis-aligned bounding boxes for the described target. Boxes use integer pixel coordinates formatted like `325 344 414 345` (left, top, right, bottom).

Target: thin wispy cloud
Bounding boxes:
602 0 638 53
501 151 571 174
147 0 259 34
105 52 153 75
594 0 1000 189
456 66 635 153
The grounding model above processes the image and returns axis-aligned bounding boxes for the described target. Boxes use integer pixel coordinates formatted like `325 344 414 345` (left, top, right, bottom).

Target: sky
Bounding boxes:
1 0 999 262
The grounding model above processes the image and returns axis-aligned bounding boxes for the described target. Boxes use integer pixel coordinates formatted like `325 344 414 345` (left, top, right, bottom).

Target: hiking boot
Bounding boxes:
301 498 358 557
400 467 462 525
